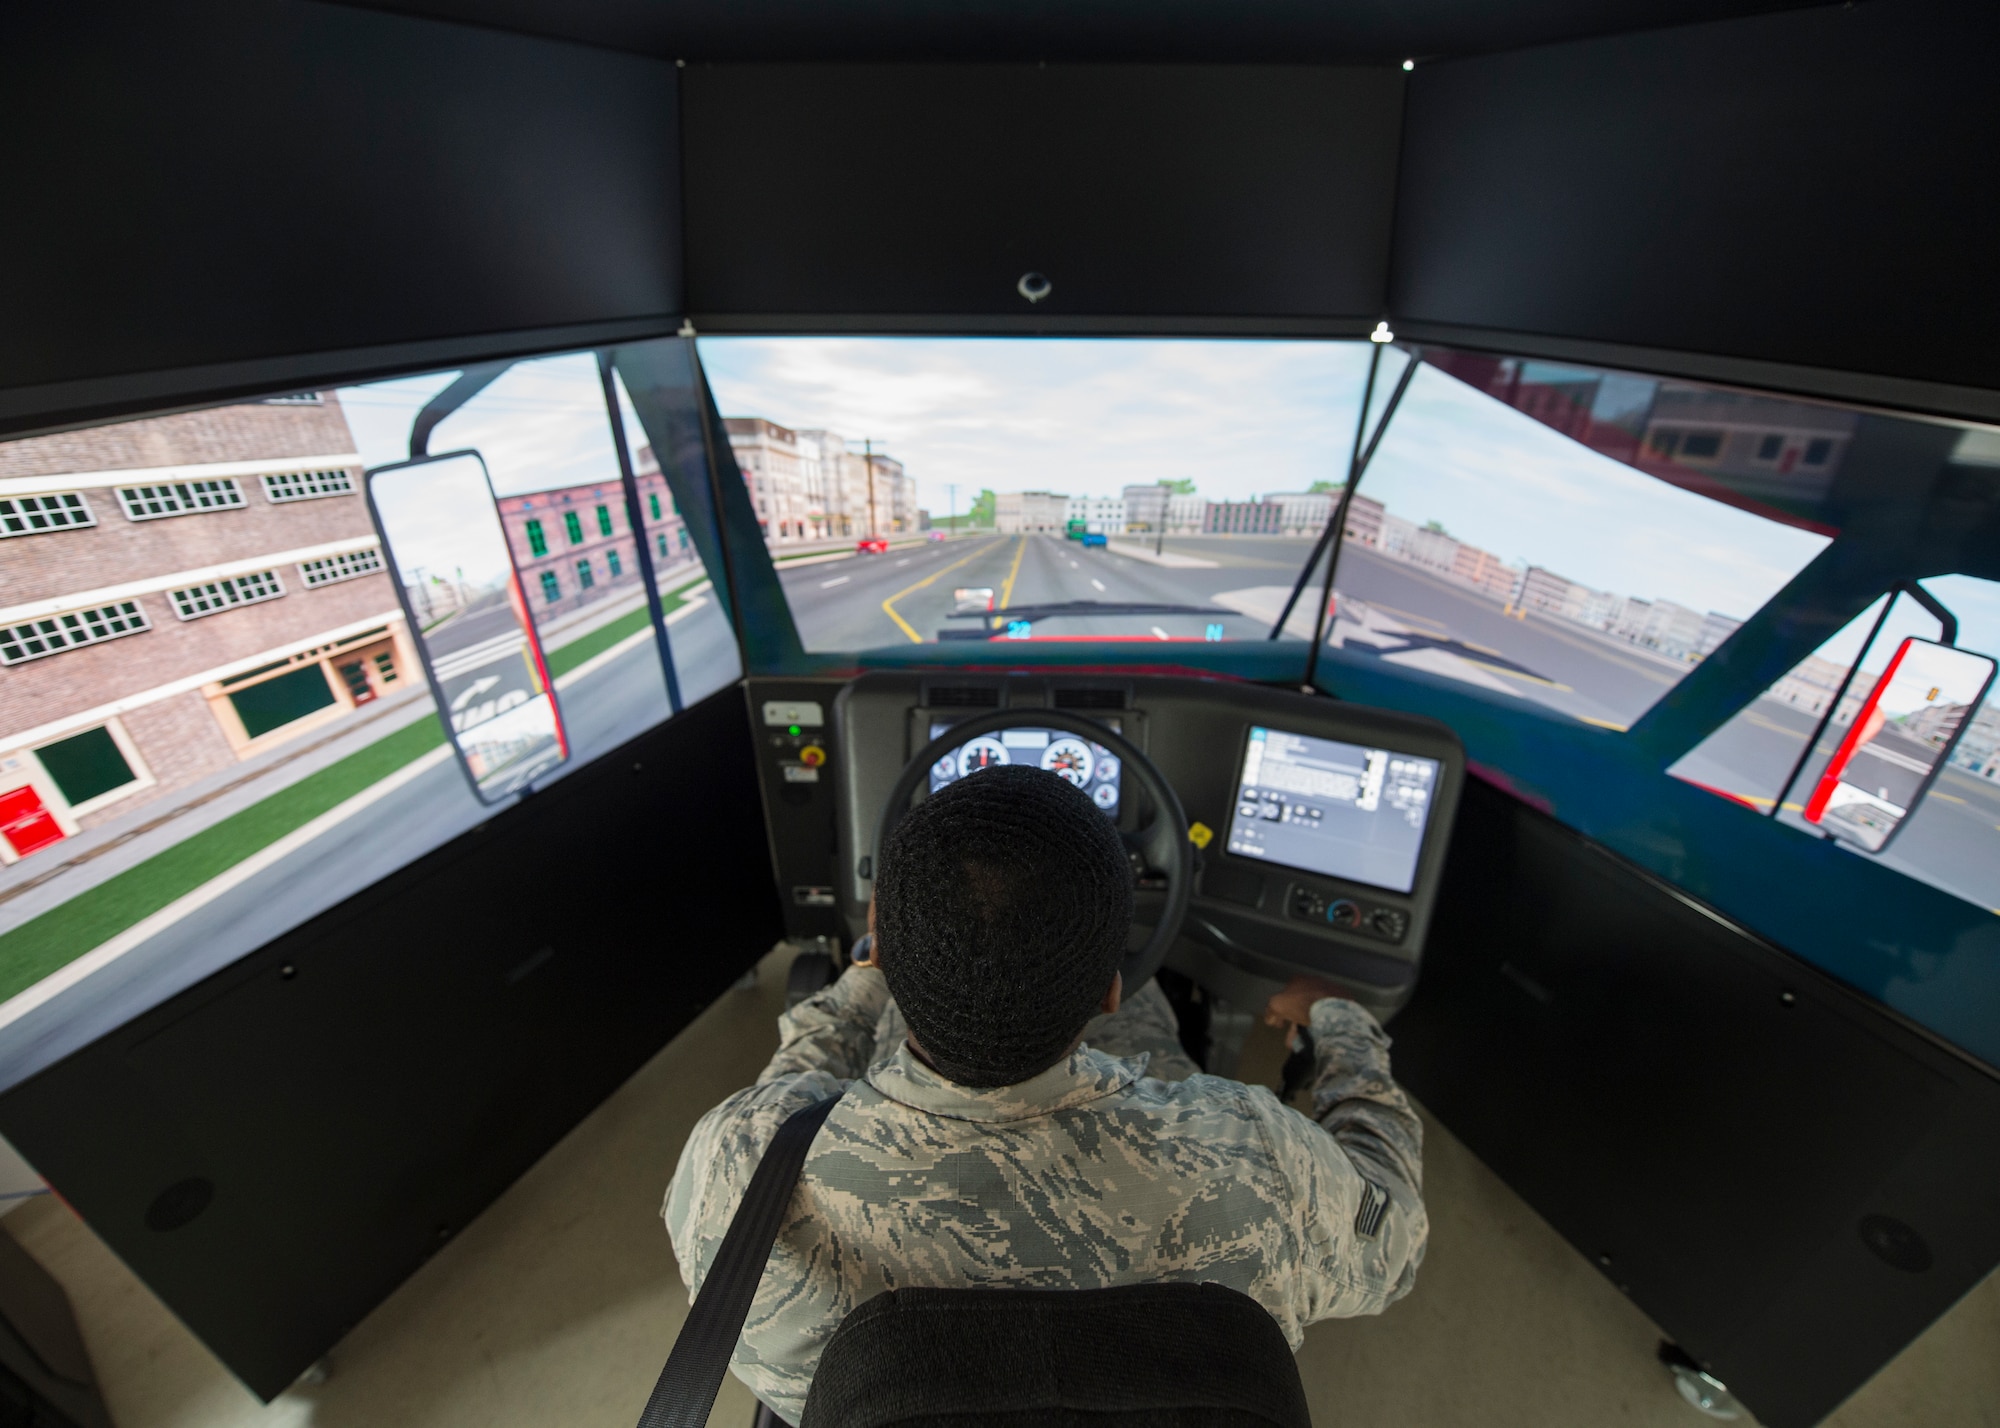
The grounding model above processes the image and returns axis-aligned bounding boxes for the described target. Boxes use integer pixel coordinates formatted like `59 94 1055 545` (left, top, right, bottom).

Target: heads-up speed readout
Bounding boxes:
927 723 1121 814
1226 726 1439 894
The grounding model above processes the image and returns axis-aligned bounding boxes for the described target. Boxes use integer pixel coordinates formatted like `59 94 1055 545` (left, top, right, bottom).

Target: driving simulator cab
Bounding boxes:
0 5 1997 1428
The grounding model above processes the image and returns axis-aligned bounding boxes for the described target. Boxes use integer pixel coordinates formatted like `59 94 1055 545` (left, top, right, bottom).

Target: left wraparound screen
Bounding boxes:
0 345 742 1088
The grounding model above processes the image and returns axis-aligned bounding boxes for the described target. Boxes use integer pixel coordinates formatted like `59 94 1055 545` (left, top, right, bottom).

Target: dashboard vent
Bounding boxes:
1053 688 1128 710
927 685 1001 708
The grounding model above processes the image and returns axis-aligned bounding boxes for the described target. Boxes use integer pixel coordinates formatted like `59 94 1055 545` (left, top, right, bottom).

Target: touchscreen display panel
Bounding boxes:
927 722 1121 814
1226 727 1439 894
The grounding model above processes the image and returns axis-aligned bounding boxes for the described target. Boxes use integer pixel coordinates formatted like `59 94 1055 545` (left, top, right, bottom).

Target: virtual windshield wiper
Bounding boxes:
938 600 1231 640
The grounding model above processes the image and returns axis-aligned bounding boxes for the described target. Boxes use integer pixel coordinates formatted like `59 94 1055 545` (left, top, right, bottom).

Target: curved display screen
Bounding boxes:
1226 726 1439 894
926 722 1121 814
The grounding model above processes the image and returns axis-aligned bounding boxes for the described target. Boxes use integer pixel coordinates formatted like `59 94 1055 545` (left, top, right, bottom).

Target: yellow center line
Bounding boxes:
1579 716 1631 732
1371 603 1450 631
999 535 1028 609
1931 792 1967 804
1454 656 1574 692
880 538 999 644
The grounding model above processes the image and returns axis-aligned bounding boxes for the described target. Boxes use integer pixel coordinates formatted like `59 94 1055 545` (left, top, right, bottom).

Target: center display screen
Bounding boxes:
1226 726 1439 894
927 722 1121 814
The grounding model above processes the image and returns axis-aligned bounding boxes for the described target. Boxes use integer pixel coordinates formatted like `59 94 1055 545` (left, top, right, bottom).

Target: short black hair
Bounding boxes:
875 763 1134 1087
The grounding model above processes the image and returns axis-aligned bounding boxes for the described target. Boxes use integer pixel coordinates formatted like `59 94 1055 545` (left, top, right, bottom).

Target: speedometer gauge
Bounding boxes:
1040 736 1095 787
956 736 1011 777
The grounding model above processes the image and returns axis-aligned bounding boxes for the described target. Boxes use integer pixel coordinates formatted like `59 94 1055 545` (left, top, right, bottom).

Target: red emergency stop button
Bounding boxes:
799 745 827 768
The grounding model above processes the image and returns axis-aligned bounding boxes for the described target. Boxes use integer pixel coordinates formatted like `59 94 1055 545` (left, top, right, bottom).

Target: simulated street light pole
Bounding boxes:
945 483 959 535
855 437 886 537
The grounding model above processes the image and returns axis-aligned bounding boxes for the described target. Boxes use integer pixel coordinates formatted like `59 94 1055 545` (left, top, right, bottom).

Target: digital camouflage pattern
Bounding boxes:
663 967 1427 1424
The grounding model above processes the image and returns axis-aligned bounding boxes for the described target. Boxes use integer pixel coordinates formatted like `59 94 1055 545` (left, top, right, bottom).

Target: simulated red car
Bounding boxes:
856 537 890 554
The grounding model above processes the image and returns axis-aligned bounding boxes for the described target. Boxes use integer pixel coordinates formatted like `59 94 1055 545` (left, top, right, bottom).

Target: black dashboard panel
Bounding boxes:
819 673 1464 1017
743 679 852 941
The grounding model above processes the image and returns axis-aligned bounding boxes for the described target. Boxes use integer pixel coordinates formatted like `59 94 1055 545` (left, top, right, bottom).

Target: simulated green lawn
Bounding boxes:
0 580 702 1004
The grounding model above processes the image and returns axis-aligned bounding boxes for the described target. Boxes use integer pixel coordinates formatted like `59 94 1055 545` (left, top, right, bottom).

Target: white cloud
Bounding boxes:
698 337 1376 515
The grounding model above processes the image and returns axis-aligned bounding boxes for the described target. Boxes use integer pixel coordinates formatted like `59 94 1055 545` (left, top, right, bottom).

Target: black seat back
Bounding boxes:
797 1283 1312 1428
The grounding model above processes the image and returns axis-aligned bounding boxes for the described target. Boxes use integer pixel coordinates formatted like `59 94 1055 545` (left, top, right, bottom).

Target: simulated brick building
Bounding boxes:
0 394 413 862
494 443 692 622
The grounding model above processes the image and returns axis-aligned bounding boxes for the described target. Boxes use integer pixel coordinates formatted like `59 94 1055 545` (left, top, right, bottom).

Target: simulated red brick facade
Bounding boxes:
495 445 694 623
0 394 416 857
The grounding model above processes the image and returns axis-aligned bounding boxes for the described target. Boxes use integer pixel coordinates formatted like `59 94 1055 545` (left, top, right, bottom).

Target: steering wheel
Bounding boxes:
873 709 1193 993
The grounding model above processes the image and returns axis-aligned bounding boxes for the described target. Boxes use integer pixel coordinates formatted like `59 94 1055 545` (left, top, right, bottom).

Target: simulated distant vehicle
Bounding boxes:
1081 531 1108 548
856 536 890 554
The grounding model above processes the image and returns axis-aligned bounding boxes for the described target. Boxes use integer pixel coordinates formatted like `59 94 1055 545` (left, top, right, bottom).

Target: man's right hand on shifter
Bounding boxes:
1263 975 1352 1037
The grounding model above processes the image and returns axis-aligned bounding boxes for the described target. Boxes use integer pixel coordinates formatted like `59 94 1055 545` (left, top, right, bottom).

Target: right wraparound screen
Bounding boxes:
1226 726 1440 894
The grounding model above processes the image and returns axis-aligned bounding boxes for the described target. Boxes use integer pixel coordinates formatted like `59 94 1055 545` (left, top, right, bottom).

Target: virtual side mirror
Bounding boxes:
1803 636 1997 852
366 450 569 804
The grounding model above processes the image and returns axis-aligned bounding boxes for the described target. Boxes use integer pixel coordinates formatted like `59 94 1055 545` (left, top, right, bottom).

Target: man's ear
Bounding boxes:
1100 970 1123 1017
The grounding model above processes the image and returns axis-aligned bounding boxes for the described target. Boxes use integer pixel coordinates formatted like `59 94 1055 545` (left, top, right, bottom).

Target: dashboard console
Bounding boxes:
754 672 1464 1020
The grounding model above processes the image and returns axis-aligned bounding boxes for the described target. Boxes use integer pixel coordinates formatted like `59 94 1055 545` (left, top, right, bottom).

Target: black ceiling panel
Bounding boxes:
683 64 1402 322
1390 0 2000 396
334 0 1826 63
0 0 682 426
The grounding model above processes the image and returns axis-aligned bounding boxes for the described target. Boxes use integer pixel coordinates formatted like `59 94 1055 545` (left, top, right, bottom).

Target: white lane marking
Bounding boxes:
895 558 911 566
1152 626 1171 640
1090 578 1106 592
820 575 850 588
1069 560 1079 568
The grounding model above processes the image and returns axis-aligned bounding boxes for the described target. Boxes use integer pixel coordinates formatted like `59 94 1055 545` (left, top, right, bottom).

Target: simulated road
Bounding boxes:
785 533 2000 912
781 535 1693 727
1670 694 2000 912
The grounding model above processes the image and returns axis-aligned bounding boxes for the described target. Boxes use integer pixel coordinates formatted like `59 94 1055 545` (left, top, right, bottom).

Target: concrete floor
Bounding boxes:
6 946 1997 1428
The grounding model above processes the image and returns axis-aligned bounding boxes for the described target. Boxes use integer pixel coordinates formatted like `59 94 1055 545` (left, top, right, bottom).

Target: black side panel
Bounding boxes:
1394 776 2000 1428
1390 0 2000 395
683 64 1402 322
0 0 681 432
0 689 780 1401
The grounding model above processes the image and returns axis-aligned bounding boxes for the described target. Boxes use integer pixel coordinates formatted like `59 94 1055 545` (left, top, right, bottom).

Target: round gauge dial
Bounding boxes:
1092 752 1120 785
931 753 958 783
1092 782 1119 810
1039 736 1095 788
956 736 1011 777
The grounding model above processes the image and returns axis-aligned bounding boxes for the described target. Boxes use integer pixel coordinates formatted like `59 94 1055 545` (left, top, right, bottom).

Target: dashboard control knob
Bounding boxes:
1326 899 1361 929
1369 908 1408 941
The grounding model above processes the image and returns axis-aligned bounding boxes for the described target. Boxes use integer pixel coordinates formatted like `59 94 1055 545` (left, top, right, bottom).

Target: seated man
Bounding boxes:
664 764 1427 1424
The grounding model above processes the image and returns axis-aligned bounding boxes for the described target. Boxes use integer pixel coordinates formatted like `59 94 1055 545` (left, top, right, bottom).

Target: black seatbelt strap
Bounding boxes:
637 1093 842 1428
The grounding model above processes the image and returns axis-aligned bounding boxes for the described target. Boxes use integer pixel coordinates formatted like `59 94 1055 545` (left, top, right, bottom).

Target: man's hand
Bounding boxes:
1263 975 1352 1033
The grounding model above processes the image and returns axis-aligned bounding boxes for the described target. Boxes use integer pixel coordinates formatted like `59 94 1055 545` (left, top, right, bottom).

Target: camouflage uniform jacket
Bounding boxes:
662 967 1426 1423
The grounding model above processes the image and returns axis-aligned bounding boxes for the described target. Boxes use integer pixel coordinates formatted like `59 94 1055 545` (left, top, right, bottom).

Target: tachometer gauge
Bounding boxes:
1039 736 1095 787
1092 782 1119 810
956 736 1011 776
1092 752 1120 785
931 753 958 783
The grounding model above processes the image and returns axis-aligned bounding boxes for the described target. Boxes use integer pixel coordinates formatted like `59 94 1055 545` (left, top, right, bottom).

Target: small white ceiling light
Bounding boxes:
1370 320 1395 343
1402 59 1415 71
